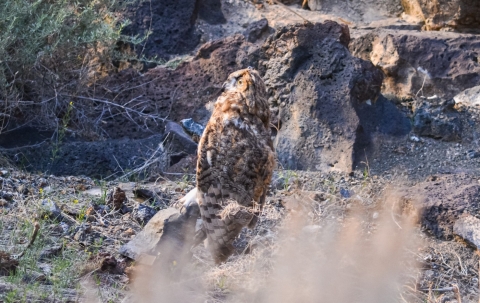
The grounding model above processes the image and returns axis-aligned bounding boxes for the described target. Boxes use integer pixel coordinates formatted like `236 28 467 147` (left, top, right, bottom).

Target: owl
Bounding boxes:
187 67 275 264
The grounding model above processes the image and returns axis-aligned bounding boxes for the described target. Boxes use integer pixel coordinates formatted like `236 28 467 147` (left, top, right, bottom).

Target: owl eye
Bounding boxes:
238 79 243 85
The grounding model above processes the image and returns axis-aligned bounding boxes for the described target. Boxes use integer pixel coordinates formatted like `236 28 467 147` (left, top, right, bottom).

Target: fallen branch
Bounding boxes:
14 221 40 260
452 284 462 303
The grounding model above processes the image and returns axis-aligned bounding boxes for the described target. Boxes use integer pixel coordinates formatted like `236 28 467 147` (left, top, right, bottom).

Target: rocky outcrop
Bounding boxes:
99 34 258 140
121 0 226 61
401 0 480 32
350 29 480 100
260 22 384 172
98 21 394 173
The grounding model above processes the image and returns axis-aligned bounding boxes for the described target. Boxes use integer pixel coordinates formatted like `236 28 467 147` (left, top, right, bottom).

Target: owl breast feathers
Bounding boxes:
195 67 275 263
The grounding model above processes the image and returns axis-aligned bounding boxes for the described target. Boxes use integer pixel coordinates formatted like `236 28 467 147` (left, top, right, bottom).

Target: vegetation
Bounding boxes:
0 0 138 135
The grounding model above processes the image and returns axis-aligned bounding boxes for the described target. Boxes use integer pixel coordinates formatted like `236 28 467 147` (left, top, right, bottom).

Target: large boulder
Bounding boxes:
401 0 480 32
260 22 384 172
101 21 389 173
350 29 480 100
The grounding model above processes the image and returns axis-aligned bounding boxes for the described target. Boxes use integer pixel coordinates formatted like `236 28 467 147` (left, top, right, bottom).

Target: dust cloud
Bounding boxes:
122 192 420 303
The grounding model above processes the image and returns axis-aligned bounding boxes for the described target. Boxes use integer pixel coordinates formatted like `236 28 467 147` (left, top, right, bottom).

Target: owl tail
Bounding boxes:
196 185 255 263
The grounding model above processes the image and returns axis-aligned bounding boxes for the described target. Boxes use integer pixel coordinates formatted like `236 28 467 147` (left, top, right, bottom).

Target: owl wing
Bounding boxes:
196 120 273 263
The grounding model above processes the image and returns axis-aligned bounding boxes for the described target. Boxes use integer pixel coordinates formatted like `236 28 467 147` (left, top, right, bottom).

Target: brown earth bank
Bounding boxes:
1 0 480 302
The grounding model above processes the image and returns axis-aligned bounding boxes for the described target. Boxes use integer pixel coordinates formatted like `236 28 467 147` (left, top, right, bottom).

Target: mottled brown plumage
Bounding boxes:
196 67 275 263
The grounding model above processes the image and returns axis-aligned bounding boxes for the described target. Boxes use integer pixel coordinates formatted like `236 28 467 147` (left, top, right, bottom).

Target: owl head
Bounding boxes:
220 67 269 124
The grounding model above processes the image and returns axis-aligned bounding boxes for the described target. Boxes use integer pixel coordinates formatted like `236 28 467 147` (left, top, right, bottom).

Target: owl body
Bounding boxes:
196 68 275 263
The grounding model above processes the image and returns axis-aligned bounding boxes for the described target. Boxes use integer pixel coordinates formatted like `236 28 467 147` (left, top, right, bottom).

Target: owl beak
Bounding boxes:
220 82 227 93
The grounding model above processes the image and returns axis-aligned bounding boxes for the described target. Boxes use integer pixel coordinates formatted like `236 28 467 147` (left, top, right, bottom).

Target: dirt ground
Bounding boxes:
1 145 480 302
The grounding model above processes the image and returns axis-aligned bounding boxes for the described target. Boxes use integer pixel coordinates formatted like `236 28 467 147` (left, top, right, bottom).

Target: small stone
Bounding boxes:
132 204 157 225
22 269 47 283
107 187 126 210
40 199 63 221
119 208 179 260
100 254 122 274
340 188 350 198
453 215 480 249
73 223 91 242
466 150 480 159
0 199 8 207
39 244 63 260
123 228 135 237
409 135 420 142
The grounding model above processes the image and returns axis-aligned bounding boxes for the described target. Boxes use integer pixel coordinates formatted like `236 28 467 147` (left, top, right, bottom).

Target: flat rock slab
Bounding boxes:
453 215 480 250
119 207 179 260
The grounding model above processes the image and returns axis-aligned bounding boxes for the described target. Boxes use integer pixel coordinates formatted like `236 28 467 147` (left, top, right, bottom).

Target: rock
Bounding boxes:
165 154 197 179
132 204 157 225
0 251 18 275
453 215 480 249
73 223 91 242
107 187 126 210
121 0 201 61
401 174 480 239
22 269 47 283
180 118 205 139
39 244 63 260
152 204 200 272
413 99 462 141
99 253 123 274
0 199 8 207
40 199 64 221
133 188 155 201
244 18 270 43
401 0 480 32
197 0 226 25
122 228 135 237
165 121 198 156
119 208 179 260
350 29 480 100
306 0 322 11
340 188 351 198
0 191 14 201
466 150 480 159
261 22 384 172
454 85 480 108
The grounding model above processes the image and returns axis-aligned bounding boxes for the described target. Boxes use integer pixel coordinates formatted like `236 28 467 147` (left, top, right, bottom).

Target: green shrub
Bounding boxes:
0 0 138 133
